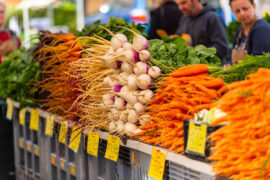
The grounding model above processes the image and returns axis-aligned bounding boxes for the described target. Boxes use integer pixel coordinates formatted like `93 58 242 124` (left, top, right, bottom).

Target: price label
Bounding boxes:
105 135 120 162
19 109 26 125
186 121 207 155
45 115 54 136
51 155 56 165
60 160 65 170
69 126 81 152
148 148 166 180
6 99 13 120
59 121 68 144
70 165 75 176
30 109 39 131
87 131 100 157
34 147 39 156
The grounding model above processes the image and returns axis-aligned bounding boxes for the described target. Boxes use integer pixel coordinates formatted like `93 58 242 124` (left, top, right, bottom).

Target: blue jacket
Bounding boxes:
233 19 270 55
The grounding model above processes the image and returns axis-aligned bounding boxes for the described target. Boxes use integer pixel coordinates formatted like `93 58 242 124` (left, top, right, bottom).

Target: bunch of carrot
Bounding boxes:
210 68 270 179
135 64 225 153
36 33 82 119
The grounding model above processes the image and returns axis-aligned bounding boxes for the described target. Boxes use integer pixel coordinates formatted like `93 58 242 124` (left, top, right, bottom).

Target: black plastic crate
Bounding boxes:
183 119 222 162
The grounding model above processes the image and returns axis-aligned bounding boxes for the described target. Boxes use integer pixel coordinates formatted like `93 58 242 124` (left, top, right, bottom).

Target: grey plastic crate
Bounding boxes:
12 104 216 180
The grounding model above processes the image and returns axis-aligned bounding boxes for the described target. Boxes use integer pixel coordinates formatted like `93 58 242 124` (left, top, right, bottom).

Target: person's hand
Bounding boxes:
0 39 18 56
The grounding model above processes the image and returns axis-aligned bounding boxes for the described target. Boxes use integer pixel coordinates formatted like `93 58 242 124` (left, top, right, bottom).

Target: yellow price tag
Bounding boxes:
19 109 26 125
27 143 31 152
105 135 120 162
51 155 56 165
186 121 207 155
59 121 68 144
87 131 100 157
19 139 23 148
6 99 13 120
30 109 39 131
148 148 166 180
70 165 75 176
34 147 39 156
69 126 81 152
45 115 54 136
60 160 65 170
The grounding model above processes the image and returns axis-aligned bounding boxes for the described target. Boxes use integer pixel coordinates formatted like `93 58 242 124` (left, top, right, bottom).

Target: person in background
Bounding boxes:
0 1 21 63
175 0 230 65
230 0 270 64
148 0 183 39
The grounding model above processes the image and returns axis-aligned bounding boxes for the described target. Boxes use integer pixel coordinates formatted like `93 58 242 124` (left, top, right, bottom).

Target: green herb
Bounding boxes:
148 36 221 73
0 45 41 108
75 17 147 41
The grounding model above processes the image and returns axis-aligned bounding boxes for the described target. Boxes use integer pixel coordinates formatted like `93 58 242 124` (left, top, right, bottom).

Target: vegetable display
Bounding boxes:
210 68 270 179
134 64 225 153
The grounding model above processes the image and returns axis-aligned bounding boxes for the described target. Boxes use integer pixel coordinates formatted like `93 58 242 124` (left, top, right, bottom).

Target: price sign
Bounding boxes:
45 115 54 136
186 121 207 155
19 109 26 125
148 148 166 180
105 135 120 162
30 109 39 131
87 131 100 157
69 126 81 152
6 99 13 120
59 121 68 144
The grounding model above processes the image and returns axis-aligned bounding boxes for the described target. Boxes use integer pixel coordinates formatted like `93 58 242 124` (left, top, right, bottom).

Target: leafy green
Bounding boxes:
148 37 221 73
0 46 41 108
210 53 270 83
75 17 147 42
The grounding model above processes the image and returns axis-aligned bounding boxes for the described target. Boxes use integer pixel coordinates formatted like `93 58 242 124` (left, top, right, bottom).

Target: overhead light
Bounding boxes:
100 4 110 14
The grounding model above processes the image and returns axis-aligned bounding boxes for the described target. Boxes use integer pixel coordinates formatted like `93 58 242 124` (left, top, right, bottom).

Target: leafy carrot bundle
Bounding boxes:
210 68 270 180
35 33 82 119
135 64 225 153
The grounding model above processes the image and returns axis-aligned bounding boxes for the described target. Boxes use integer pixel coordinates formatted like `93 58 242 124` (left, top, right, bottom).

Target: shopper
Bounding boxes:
175 0 230 65
230 0 270 64
148 0 183 39
0 1 21 63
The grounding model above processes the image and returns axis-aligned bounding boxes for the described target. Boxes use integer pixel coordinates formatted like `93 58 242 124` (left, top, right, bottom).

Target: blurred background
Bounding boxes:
4 0 270 47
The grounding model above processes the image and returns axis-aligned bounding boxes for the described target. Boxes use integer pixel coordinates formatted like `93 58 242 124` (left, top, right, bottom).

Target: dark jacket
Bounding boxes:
148 1 182 39
176 3 229 64
233 19 270 55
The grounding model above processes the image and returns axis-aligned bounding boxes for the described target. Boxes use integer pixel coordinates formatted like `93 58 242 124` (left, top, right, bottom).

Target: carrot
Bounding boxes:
217 85 229 96
169 64 209 77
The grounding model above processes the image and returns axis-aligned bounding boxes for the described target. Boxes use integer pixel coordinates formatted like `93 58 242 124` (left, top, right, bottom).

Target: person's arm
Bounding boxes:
249 27 270 55
148 10 160 40
207 15 230 65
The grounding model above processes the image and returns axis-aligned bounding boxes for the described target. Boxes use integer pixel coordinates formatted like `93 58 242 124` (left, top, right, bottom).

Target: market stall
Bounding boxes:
2 17 270 180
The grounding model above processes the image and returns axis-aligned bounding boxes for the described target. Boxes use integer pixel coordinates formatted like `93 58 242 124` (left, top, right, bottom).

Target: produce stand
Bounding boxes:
9 98 215 180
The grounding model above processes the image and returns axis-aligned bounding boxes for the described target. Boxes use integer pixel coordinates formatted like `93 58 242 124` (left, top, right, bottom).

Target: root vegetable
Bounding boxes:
139 50 151 62
138 90 154 104
134 62 149 75
137 74 152 90
148 66 161 79
128 110 139 123
124 122 138 136
128 74 138 90
121 62 133 74
134 102 146 114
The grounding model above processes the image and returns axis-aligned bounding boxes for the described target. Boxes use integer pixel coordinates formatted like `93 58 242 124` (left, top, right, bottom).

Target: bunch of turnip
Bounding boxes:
100 26 161 136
